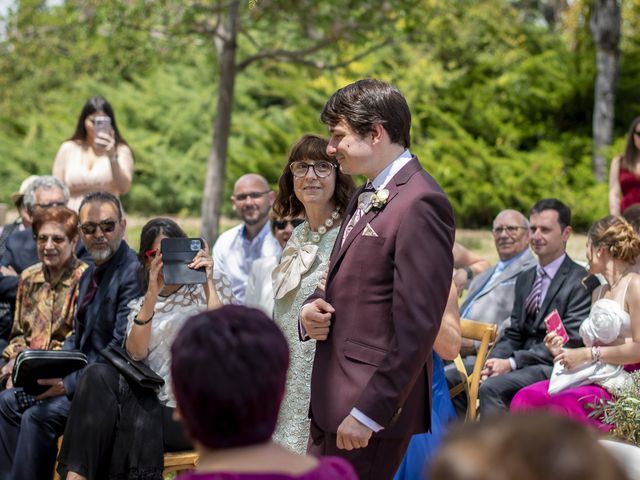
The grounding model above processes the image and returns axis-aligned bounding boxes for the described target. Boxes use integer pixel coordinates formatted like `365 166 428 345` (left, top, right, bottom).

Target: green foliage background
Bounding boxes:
2 0 640 229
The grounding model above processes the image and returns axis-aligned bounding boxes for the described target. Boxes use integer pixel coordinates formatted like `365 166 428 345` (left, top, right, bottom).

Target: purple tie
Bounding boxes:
524 266 546 317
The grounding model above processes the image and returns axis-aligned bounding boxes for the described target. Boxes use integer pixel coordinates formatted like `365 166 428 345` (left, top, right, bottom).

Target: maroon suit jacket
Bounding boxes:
304 157 455 438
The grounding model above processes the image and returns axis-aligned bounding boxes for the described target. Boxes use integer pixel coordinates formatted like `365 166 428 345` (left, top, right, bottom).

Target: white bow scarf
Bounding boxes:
271 238 319 300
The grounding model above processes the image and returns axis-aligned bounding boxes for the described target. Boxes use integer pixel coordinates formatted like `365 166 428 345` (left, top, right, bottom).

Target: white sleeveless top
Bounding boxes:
578 280 633 392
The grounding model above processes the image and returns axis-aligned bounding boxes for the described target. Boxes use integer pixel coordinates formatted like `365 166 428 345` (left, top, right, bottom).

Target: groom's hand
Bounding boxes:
336 414 373 450
301 299 334 340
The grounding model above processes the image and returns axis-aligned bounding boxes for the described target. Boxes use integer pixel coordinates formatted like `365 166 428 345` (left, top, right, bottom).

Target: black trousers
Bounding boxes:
57 363 191 480
478 364 552 414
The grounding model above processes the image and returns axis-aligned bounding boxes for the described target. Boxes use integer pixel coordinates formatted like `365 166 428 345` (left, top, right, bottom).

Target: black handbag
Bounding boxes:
101 344 165 392
12 349 88 395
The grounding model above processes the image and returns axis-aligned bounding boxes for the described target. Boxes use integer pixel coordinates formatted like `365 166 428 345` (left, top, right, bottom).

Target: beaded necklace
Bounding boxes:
300 208 341 244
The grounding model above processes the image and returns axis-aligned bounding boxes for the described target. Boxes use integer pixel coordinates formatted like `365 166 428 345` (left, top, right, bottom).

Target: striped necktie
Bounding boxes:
524 266 546 318
341 183 375 246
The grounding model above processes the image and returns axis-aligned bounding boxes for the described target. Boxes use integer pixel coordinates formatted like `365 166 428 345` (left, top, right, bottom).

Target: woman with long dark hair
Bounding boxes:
57 218 233 480
53 96 134 211
609 117 640 215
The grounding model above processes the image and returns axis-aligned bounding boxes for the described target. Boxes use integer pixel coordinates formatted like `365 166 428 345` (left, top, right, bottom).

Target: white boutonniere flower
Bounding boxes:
365 188 390 213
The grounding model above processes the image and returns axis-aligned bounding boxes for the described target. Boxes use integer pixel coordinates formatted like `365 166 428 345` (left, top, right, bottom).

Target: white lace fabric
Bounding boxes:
272 224 340 454
125 271 236 407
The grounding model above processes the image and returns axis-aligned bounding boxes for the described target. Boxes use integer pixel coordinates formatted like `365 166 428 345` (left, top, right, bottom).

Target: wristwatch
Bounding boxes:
463 265 473 280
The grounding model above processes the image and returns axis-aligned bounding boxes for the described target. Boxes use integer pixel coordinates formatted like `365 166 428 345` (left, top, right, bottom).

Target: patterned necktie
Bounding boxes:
524 266 546 318
341 183 375 246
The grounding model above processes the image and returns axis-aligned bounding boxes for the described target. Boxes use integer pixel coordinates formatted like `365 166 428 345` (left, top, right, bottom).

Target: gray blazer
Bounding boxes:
460 249 537 335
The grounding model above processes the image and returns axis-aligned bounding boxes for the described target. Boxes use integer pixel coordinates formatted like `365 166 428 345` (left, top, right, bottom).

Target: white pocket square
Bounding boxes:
362 223 378 237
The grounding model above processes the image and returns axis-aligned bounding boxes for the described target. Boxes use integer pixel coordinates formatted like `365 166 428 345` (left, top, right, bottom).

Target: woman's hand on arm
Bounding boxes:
609 155 622 216
190 241 222 310
554 347 591 370
452 242 490 295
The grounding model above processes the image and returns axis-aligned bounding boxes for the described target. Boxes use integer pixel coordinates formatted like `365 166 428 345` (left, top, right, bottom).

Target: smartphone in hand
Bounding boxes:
544 309 569 345
93 115 111 139
160 238 207 285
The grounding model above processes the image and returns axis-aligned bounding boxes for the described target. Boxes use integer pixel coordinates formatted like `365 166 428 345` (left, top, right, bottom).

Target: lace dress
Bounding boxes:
511 282 635 431
271 224 340 453
125 275 236 407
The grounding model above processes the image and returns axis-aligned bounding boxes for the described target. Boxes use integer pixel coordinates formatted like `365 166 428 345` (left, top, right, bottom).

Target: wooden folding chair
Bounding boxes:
52 436 199 478
448 319 497 421
163 450 199 476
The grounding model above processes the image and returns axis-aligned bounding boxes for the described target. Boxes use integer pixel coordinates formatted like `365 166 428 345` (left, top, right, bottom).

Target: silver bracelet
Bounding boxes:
591 345 602 362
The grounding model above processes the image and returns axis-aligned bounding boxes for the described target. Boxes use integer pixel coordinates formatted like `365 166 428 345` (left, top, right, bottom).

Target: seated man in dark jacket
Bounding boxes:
0 192 141 480
478 199 596 414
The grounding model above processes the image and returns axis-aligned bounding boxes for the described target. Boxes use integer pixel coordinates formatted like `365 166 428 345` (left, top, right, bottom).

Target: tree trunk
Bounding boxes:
590 0 620 183
200 0 240 246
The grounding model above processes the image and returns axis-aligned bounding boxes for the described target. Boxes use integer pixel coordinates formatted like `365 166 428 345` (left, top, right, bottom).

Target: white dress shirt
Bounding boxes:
212 221 281 304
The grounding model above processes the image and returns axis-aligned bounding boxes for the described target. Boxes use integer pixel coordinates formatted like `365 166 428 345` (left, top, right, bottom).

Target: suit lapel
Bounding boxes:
520 267 537 321
327 158 422 281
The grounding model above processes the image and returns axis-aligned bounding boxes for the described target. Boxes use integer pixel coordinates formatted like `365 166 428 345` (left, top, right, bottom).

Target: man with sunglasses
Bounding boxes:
213 173 281 303
0 191 142 480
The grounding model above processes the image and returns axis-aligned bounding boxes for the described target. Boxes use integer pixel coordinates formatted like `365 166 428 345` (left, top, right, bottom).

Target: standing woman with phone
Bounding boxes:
53 96 134 211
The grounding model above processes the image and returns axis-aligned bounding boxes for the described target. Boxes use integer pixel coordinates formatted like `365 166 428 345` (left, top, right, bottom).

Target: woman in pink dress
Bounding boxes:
53 96 134 211
511 215 640 431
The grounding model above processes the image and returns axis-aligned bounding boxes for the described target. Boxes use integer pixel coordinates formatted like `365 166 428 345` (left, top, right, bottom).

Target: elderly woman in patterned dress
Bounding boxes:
1 207 87 386
270 134 355 453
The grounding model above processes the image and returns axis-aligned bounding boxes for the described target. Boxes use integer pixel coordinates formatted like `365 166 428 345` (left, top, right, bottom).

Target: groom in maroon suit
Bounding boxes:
301 79 455 479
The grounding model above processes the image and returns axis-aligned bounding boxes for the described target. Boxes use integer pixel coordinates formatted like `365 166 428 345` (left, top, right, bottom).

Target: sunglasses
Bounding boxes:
35 234 67 244
144 248 158 260
274 219 305 230
80 220 117 235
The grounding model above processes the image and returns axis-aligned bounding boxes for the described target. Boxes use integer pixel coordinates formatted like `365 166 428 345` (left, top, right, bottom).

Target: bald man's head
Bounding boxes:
231 174 274 228
492 210 530 261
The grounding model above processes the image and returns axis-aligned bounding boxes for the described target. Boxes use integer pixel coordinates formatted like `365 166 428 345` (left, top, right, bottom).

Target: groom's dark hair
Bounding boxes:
321 78 411 148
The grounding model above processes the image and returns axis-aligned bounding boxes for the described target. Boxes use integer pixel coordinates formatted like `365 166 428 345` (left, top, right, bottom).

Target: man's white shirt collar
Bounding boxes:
370 149 413 190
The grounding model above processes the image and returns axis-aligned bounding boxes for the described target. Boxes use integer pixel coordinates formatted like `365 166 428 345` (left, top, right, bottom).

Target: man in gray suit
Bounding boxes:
460 209 536 343
447 209 535 416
